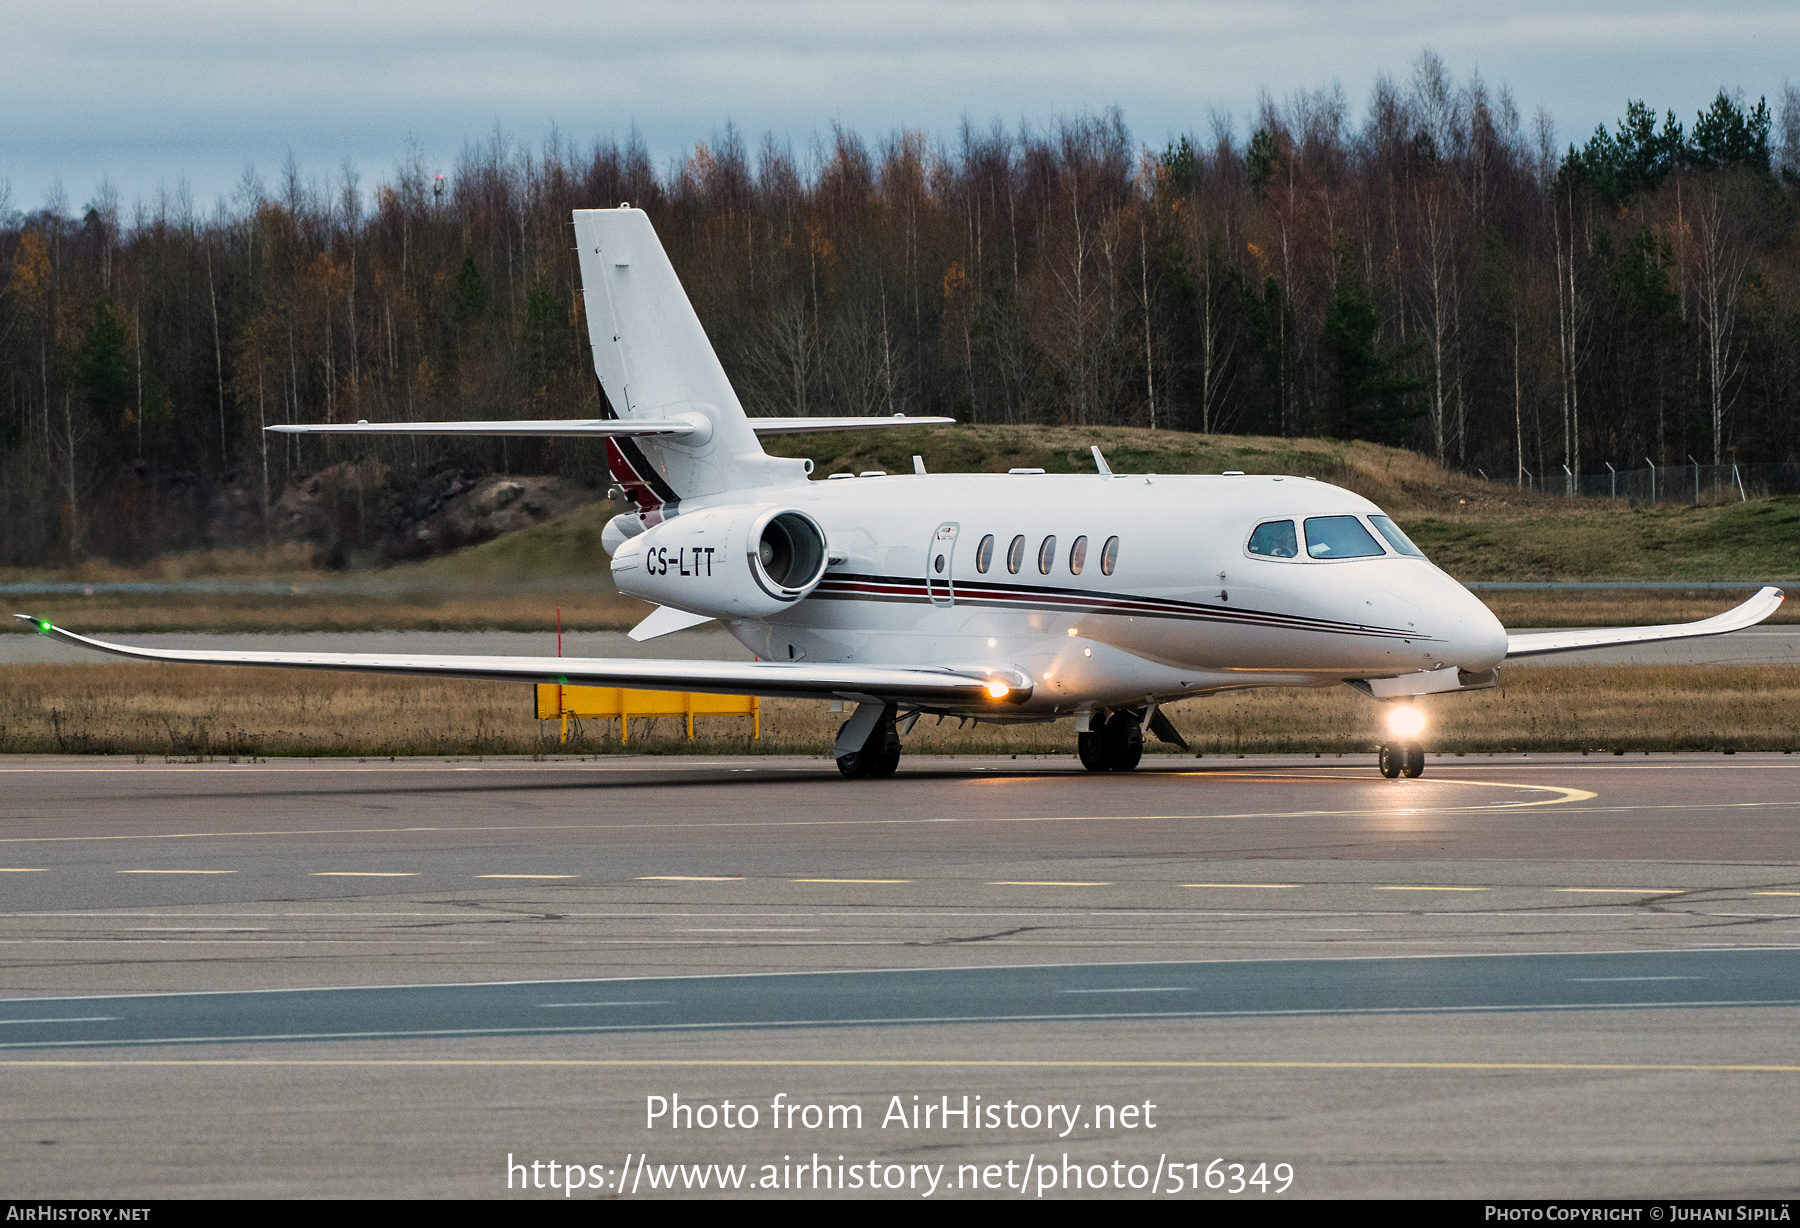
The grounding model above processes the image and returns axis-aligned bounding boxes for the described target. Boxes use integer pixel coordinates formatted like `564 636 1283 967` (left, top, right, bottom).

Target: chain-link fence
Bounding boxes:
1504 461 1800 504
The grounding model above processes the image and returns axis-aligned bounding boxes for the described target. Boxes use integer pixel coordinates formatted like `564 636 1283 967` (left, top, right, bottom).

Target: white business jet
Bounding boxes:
16 208 1785 779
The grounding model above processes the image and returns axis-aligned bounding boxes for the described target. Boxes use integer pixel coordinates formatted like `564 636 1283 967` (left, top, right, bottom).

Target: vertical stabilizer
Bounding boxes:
573 207 803 508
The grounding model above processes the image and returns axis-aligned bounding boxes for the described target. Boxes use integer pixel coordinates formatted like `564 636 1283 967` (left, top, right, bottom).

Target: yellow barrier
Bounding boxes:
534 684 759 743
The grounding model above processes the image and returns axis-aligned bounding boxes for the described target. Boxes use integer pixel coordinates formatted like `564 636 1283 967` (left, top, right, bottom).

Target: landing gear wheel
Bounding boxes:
1402 744 1425 778
1101 711 1144 772
1378 744 1402 779
835 709 902 780
1078 729 1111 771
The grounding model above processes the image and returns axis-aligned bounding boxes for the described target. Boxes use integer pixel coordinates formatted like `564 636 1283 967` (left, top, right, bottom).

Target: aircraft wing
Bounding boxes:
1503 586 1784 659
12 616 1029 705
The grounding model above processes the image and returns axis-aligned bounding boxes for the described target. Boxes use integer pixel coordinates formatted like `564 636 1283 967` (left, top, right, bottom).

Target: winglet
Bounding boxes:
12 614 52 635
1091 445 1112 476
1504 585 1785 659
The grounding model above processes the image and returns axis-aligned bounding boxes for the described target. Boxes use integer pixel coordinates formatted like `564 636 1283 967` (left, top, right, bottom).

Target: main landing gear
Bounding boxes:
1078 710 1145 772
836 704 901 779
1378 743 1425 779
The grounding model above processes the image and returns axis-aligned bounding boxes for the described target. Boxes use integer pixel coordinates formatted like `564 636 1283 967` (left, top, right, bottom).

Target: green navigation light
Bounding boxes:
37 620 51 634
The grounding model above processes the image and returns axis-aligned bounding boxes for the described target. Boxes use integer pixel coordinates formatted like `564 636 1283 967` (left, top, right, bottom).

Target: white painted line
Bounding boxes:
116 870 236 875
0 1017 118 1025
1556 888 1684 895
312 872 419 878
1376 886 1488 892
1569 976 1705 982
675 928 821 933
792 879 913 884
125 928 268 932
1059 987 1194 994
0 869 48 873
476 875 578 880
537 1001 672 1009
639 876 744 882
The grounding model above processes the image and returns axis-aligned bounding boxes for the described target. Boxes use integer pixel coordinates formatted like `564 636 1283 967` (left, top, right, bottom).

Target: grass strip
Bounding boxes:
1 663 1794 758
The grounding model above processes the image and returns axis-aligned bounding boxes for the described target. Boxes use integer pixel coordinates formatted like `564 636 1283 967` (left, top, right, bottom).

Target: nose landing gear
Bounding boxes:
1378 743 1425 779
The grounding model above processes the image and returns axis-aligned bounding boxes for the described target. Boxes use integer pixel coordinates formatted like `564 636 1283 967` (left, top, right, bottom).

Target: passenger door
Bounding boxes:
925 522 959 607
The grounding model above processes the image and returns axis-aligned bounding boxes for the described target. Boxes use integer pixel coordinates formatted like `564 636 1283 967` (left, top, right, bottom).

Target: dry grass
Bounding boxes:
1475 589 1798 628
3 663 1794 758
0 542 322 585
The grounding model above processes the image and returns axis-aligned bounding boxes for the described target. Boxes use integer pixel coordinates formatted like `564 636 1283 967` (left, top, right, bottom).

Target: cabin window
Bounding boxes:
1247 520 1299 558
1303 515 1385 559
1100 536 1120 575
1069 535 1088 575
975 534 996 573
1369 515 1426 557
1037 535 1057 575
1007 535 1026 574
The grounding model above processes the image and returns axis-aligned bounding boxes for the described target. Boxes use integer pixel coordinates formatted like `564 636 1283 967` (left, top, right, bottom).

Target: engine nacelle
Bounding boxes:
610 504 830 618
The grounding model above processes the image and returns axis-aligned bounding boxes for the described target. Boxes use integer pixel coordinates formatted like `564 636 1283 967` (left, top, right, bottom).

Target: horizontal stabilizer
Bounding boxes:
266 419 700 438
1503 586 1784 659
747 416 954 434
13 616 1031 706
265 415 952 439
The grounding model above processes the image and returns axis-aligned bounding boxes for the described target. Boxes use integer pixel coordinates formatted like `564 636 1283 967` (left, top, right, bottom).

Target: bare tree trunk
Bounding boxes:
1413 177 1466 467
58 391 81 558
134 310 143 461
258 365 270 529
1139 219 1155 429
1513 314 1523 487
1694 193 1748 467
207 245 226 466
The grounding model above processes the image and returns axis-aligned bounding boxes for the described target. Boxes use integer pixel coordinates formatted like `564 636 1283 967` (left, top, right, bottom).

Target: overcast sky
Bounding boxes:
4 1 1795 217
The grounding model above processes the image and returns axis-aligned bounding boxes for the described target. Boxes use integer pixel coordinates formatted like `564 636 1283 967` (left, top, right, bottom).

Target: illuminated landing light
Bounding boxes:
1386 705 1427 739
985 680 1011 699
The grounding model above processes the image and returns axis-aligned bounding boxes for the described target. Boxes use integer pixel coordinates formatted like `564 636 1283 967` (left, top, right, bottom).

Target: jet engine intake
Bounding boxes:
612 505 829 618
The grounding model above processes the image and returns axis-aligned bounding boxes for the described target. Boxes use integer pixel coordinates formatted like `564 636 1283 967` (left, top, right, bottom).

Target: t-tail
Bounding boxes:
574 207 800 514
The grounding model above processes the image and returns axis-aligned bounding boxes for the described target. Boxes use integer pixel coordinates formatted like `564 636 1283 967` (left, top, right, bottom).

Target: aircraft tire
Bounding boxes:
1103 712 1144 772
835 751 869 778
864 748 901 778
1378 744 1402 779
1402 744 1425 778
1077 730 1111 771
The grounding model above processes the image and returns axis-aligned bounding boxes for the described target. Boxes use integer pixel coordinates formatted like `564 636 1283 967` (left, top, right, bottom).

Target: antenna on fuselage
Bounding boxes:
1091 445 1112 477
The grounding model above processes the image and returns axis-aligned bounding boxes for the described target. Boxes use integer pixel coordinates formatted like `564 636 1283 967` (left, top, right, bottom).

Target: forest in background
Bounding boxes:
3 52 1799 568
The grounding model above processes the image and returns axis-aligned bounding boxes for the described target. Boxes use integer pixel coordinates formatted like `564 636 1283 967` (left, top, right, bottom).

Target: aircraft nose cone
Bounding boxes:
1447 583 1508 669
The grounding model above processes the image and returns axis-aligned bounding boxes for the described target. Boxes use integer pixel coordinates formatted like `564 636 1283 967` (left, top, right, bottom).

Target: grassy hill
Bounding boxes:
765 424 1799 583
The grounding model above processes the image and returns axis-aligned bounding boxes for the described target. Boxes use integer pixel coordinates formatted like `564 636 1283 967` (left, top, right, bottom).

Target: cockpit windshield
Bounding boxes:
1302 515 1385 559
1247 520 1299 558
1368 514 1426 557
